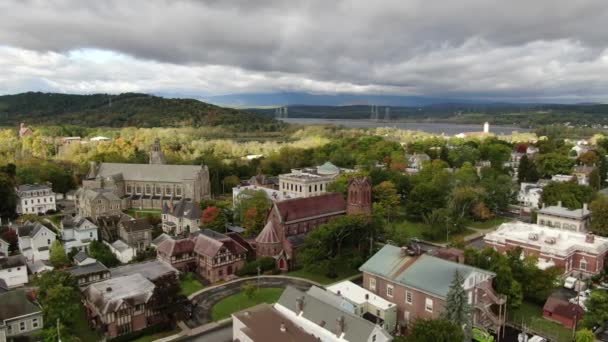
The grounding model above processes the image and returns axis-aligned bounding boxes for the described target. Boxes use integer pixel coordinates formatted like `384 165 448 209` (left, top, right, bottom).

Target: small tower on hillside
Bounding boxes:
149 138 166 165
346 177 372 215
483 122 490 133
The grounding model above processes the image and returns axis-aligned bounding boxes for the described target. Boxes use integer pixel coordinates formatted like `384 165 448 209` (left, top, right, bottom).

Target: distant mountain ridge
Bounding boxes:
0 92 277 130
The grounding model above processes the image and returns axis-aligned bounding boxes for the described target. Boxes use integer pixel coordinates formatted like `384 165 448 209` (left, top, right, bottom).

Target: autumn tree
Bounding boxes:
579 150 599 166
202 206 227 232
234 190 271 237
0 227 18 253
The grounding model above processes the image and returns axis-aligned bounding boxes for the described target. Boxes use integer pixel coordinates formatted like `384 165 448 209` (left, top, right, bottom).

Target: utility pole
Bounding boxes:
257 266 261 289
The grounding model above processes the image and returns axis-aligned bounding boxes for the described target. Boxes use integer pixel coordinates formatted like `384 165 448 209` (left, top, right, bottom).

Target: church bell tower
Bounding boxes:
149 138 166 165
346 177 372 215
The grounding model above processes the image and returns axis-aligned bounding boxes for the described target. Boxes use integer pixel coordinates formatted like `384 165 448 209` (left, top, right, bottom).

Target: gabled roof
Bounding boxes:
273 193 346 223
90 163 205 183
193 229 248 257
157 238 194 256
162 199 202 220
16 184 52 192
255 221 280 244
277 286 390 342
0 289 41 321
67 261 109 277
120 218 152 233
17 222 55 239
62 215 97 231
151 233 173 247
543 296 584 320
360 245 494 299
73 250 90 263
84 274 155 314
0 255 26 270
75 188 121 202
110 260 178 281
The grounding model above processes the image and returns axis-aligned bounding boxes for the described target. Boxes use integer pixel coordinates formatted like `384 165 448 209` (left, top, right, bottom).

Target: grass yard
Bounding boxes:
385 220 476 244
287 267 360 285
73 306 101 341
509 302 573 342
469 217 511 230
180 273 205 296
211 287 284 321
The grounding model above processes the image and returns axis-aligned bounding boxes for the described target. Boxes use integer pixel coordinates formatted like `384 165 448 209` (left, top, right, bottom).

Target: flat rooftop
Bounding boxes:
485 222 608 257
327 280 394 310
539 205 590 219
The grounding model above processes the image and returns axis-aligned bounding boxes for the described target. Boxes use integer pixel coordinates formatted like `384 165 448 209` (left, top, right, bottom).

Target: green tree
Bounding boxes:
517 154 539 183
536 153 575 177
234 189 272 237
88 240 120 267
448 145 480 168
583 290 608 328
49 240 69 268
442 271 472 341
242 282 257 299
589 167 601 190
453 162 479 187
479 168 512 213
405 182 447 221
575 328 595 342
407 318 464 342
35 271 81 334
591 196 608 236
373 181 400 222
0 172 17 218
541 181 594 209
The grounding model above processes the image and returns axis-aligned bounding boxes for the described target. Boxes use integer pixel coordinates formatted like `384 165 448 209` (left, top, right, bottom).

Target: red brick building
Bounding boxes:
484 222 608 277
360 245 506 334
255 177 372 271
543 295 584 329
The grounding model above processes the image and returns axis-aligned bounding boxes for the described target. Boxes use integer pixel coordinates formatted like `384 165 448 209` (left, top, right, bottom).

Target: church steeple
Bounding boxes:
346 177 372 215
149 138 166 165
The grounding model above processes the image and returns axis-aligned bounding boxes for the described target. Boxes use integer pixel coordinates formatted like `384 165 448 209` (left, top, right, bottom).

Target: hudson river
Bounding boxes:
280 118 530 136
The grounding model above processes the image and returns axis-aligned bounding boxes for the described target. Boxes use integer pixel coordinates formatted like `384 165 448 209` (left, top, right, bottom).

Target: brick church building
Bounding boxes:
255 177 372 271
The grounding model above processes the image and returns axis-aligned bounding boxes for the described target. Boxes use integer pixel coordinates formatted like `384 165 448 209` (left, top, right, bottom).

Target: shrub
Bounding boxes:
235 257 276 276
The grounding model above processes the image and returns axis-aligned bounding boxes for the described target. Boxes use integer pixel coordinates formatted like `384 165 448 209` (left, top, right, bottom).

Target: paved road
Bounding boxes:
184 325 232 342
188 276 317 328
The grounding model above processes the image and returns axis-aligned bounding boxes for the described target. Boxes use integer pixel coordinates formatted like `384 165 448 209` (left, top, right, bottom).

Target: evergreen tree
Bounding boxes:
517 154 539 183
49 240 69 268
442 270 472 341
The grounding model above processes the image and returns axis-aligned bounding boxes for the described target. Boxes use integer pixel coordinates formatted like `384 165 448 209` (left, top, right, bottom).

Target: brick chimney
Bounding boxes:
586 233 595 244
296 296 304 313
336 316 345 336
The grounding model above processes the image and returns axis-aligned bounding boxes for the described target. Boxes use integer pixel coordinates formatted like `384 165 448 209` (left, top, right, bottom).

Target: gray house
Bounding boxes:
162 199 201 236
0 290 43 341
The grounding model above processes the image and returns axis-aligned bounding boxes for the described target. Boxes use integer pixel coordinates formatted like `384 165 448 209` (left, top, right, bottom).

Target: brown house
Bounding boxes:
256 177 372 271
193 229 248 283
360 245 506 334
156 238 196 272
543 294 584 329
83 273 158 338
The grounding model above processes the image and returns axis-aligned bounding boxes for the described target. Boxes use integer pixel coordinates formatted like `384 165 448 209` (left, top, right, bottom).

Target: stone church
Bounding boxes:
76 139 211 216
255 177 372 271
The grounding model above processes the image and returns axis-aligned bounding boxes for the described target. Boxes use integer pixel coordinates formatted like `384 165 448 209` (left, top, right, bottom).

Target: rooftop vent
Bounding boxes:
528 233 538 241
106 287 112 292
545 237 556 245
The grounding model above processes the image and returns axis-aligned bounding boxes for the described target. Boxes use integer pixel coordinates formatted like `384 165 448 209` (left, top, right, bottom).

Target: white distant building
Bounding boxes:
537 202 591 233
326 280 397 332
485 222 608 277
16 222 56 262
232 185 299 206
90 136 111 142
15 184 56 215
60 215 99 253
0 255 28 289
518 182 544 212
551 174 576 183
278 162 353 198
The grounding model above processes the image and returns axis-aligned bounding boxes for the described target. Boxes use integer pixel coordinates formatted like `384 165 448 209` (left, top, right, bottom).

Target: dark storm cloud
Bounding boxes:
1 0 608 101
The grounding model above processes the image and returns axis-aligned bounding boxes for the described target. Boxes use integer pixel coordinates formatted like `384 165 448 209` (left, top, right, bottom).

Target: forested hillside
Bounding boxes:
0 92 279 130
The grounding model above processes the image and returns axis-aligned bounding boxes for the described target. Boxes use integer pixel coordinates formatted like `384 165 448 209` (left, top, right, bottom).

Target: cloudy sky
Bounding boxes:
1 0 608 103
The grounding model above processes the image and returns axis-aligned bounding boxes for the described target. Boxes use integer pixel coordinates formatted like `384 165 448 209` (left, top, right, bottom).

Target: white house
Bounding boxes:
60 215 99 253
0 238 9 258
161 199 201 236
278 162 353 198
15 184 56 215
17 222 57 262
326 280 397 333
104 240 135 264
518 182 544 212
0 255 28 289
537 202 591 233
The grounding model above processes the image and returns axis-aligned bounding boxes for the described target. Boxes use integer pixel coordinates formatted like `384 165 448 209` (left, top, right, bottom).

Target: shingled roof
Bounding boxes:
0 289 41 321
120 218 152 233
84 274 155 315
193 229 248 257
90 163 205 183
162 199 202 220
157 238 195 256
273 193 346 223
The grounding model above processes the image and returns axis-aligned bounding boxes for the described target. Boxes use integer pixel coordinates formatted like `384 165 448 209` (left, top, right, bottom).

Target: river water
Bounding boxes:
280 118 530 136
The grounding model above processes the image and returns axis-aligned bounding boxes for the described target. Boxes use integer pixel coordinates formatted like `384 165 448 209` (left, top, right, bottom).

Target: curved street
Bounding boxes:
187 275 320 328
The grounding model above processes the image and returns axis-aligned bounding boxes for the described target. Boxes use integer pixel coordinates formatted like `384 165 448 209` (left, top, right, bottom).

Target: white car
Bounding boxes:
528 336 547 342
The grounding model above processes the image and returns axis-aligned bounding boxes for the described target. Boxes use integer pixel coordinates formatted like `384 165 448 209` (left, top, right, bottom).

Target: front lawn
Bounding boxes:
73 306 101 341
180 273 205 296
385 220 476 244
508 301 573 342
287 268 360 285
469 217 511 230
211 287 284 321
